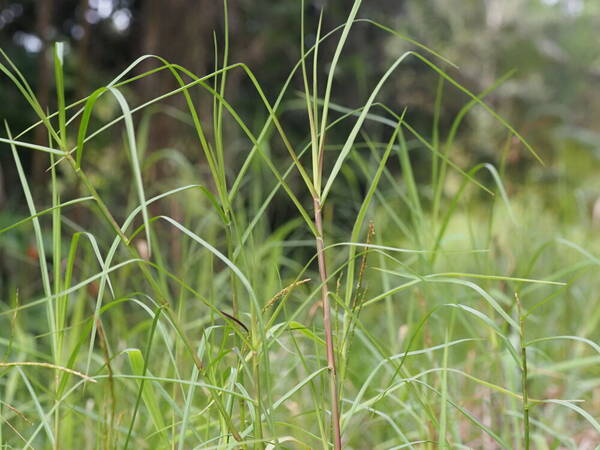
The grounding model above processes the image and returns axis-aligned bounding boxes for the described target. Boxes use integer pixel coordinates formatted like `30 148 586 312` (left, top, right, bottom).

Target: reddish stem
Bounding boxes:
313 197 342 449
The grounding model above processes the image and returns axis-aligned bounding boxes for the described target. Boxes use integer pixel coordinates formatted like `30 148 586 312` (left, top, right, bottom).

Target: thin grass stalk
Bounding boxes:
52 43 69 448
50 149 63 450
430 75 444 208
313 198 342 449
515 293 530 450
300 4 342 443
212 4 265 440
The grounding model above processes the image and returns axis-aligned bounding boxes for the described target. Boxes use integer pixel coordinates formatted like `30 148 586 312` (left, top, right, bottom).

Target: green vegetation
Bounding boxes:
0 1 598 448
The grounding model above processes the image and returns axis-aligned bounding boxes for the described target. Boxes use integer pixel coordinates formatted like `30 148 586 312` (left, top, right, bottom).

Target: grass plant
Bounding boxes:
0 1 598 448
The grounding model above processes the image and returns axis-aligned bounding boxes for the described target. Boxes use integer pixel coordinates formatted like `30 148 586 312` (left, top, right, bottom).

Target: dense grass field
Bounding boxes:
1 3 599 449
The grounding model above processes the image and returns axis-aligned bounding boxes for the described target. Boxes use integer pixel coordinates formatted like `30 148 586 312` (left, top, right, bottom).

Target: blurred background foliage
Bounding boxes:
0 1 597 187
0 0 599 291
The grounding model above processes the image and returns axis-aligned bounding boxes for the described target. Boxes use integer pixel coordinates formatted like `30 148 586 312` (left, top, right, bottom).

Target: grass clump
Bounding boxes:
0 1 598 449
